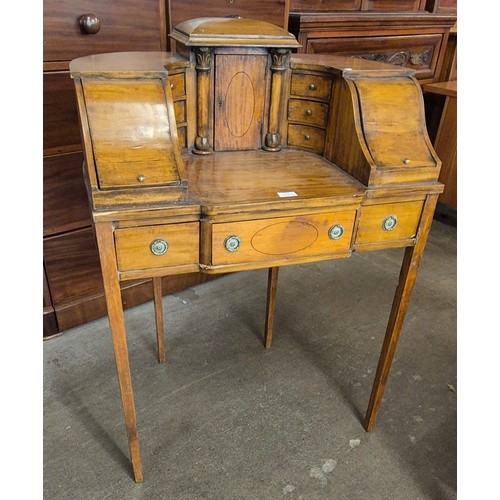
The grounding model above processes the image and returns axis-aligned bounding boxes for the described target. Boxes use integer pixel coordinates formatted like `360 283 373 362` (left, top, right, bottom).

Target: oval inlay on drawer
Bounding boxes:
251 222 319 255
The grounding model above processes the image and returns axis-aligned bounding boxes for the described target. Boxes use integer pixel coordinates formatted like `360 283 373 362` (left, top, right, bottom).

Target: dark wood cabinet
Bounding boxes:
289 12 456 85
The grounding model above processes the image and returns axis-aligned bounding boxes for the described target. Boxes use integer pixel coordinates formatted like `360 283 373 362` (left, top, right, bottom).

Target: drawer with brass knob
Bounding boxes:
287 124 326 154
354 200 425 246
114 223 199 272
290 73 332 101
206 212 356 267
288 99 329 127
43 0 163 62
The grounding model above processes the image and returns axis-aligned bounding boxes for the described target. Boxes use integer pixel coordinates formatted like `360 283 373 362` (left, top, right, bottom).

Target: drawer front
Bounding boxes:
177 126 187 149
290 1 361 11
44 72 82 152
288 99 329 128
210 212 355 266
43 0 163 61
44 228 104 306
305 34 443 81
44 152 92 236
363 0 425 10
355 201 424 245
115 223 199 272
173 100 186 124
168 73 186 99
290 73 332 101
287 124 326 154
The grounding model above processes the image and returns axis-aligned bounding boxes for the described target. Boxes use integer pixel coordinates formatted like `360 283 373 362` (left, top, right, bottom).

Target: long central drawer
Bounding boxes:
205 211 356 267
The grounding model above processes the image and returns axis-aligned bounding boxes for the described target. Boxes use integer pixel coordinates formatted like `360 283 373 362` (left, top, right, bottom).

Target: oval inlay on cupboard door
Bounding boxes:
251 221 319 255
224 71 255 138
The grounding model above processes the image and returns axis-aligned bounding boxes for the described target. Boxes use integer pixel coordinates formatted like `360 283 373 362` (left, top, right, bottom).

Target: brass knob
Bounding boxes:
137 175 145 182
308 83 316 90
224 236 241 252
150 239 168 256
170 82 175 89
304 134 311 141
382 216 398 231
79 14 101 34
305 109 312 116
403 158 411 165
328 224 344 240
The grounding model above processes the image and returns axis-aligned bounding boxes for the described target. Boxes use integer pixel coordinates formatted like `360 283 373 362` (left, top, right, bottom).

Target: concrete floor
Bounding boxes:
43 220 456 499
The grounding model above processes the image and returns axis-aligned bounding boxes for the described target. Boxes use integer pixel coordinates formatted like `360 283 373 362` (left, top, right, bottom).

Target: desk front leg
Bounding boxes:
95 222 143 482
364 194 438 432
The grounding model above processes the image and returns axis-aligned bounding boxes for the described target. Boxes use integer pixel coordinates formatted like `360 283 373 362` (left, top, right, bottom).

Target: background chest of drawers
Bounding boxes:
288 0 456 85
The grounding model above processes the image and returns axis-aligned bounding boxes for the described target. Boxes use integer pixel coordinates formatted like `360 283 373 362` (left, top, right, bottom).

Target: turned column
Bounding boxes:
264 48 289 152
193 47 213 155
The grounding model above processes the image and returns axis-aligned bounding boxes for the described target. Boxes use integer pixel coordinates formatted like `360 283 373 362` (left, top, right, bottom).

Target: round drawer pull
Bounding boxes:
308 83 316 90
170 83 175 90
224 236 241 252
328 224 344 240
79 14 101 34
150 239 168 256
304 134 311 141
137 175 145 182
382 215 398 231
305 109 313 116
403 158 411 165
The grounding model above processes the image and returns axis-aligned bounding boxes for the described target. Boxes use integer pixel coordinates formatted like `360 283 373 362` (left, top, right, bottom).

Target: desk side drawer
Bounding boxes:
290 73 332 101
115 223 199 272
288 99 329 128
209 212 355 266
287 124 325 154
354 200 424 245
169 73 186 99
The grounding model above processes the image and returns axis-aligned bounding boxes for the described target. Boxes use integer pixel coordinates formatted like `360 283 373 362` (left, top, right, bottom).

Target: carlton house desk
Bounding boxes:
69 17 444 482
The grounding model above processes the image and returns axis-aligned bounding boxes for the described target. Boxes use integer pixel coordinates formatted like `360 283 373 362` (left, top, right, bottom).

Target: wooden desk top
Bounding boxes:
423 80 457 98
184 149 365 216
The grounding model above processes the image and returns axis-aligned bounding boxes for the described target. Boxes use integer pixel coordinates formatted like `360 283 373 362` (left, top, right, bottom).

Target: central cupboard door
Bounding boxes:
214 54 268 151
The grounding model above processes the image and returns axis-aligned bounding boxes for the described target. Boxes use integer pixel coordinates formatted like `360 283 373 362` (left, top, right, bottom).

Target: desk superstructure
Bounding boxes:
70 17 443 483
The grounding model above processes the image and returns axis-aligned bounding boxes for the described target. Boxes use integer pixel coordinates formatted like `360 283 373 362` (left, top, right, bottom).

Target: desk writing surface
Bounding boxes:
183 149 365 214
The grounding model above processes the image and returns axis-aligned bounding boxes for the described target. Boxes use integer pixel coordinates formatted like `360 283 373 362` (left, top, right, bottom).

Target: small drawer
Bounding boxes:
363 0 424 11
115 223 199 272
290 0 361 11
290 73 332 101
354 200 424 245
209 212 355 266
176 126 187 149
173 100 186 123
168 73 186 99
287 124 325 154
288 99 329 128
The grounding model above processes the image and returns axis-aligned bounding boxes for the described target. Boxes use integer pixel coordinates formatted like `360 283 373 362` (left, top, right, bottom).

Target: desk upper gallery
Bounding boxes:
69 17 443 483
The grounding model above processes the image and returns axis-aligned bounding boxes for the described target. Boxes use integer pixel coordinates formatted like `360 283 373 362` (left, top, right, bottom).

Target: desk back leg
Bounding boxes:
95 222 143 482
364 194 438 432
153 277 166 363
264 267 279 349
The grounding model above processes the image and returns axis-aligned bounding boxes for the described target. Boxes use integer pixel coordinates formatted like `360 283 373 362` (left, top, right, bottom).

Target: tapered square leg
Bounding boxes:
95 222 143 482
